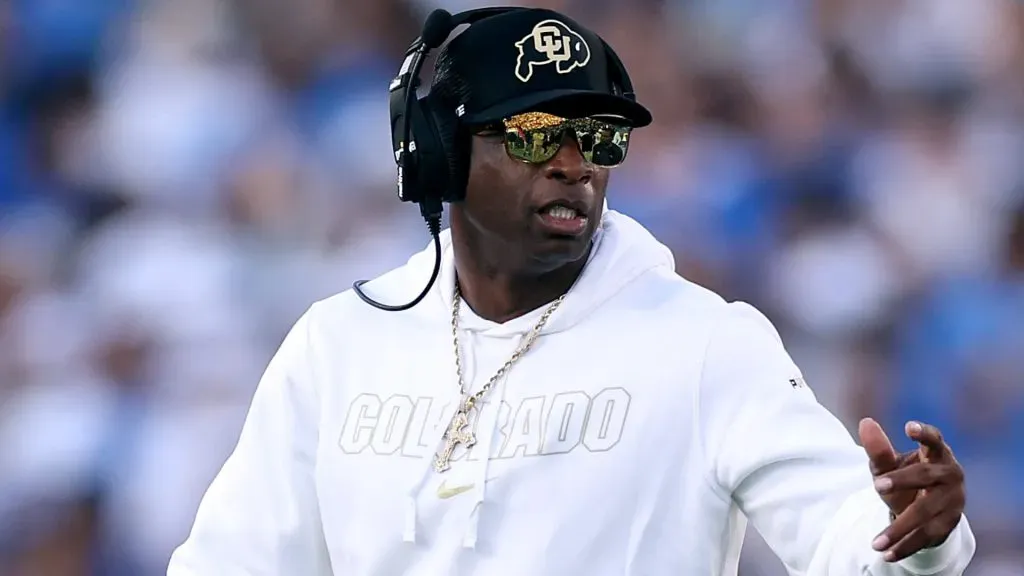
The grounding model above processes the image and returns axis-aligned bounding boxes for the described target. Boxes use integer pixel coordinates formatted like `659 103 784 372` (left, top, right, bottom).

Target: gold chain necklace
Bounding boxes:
433 286 566 472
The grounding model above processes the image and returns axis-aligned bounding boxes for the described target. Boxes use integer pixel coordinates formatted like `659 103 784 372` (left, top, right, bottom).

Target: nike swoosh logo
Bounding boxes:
436 480 474 499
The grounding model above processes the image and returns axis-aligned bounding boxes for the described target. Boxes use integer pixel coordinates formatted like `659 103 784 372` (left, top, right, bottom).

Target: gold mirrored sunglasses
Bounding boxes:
489 112 633 167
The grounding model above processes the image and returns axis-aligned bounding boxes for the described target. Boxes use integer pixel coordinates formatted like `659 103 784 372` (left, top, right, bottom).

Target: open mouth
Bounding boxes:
543 204 584 220
536 202 589 236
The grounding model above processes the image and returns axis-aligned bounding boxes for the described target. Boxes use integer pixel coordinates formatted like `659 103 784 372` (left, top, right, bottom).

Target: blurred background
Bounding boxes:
0 0 1022 574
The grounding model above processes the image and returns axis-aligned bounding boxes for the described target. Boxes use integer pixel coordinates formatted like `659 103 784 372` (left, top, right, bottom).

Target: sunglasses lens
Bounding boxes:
501 112 632 167
574 119 630 167
502 112 566 164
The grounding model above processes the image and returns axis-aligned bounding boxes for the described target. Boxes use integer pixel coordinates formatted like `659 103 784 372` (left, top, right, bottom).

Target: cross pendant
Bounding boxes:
434 406 477 472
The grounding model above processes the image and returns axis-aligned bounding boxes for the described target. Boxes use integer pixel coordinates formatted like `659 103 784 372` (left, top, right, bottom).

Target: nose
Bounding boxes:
542 133 593 185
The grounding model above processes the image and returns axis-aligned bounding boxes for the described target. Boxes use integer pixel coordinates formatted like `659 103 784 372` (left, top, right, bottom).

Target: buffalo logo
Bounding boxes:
514 19 591 83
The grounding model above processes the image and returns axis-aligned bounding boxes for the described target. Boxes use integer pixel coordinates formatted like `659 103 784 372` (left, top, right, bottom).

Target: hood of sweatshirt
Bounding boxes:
401 208 677 335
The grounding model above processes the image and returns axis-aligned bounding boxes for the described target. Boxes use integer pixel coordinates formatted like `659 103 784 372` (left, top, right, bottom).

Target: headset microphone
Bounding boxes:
420 9 455 50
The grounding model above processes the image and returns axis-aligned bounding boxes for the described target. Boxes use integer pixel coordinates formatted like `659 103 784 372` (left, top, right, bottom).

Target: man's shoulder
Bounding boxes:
630 268 785 348
633 267 748 319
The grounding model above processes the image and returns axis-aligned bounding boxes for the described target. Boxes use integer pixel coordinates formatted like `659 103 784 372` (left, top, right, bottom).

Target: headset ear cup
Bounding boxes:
404 97 449 204
431 105 469 203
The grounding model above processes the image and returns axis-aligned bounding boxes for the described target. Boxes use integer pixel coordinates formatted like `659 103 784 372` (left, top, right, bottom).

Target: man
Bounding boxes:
168 7 975 575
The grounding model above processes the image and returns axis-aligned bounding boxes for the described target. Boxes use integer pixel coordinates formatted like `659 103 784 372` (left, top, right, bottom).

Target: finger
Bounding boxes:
895 449 922 468
872 497 937 553
860 418 899 475
882 511 961 562
874 463 959 494
872 487 950 553
881 527 932 562
905 421 949 461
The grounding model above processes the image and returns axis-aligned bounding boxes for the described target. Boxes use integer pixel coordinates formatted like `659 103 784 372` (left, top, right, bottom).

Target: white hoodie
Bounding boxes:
168 210 975 576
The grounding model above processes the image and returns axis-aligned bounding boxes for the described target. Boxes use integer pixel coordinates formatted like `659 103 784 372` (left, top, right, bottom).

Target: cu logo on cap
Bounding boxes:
514 19 591 83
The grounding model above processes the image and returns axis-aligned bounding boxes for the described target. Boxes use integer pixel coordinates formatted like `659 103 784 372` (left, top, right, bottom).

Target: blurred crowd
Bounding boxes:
0 0 1022 574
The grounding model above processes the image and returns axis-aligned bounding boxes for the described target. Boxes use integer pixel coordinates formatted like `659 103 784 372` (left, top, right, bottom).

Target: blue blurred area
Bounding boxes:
0 0 1022 574
4 0 126 85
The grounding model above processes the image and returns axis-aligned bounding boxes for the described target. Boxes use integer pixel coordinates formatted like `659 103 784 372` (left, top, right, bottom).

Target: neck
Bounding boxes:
453 247 590 324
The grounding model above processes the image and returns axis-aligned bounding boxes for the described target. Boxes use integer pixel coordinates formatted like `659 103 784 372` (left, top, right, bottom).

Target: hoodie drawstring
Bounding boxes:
403 409 450 543
461 337 516 548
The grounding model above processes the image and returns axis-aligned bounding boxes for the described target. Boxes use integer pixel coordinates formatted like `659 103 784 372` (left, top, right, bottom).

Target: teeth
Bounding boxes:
546 206 579 220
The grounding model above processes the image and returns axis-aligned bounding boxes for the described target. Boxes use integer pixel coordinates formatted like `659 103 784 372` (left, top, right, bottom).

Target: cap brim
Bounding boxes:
462 89 653 128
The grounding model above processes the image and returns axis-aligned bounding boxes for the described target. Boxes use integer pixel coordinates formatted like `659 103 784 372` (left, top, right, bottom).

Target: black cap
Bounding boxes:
438 9 652 127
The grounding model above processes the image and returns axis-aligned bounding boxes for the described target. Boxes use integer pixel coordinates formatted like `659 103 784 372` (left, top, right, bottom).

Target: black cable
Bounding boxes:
352 202 443 311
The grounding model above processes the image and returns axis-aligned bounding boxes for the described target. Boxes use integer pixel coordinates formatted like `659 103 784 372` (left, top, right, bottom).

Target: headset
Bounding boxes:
352 7 638 312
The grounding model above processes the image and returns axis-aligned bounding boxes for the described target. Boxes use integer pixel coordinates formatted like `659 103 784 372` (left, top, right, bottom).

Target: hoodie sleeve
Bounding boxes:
167 305 331 576
697 302 976 575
